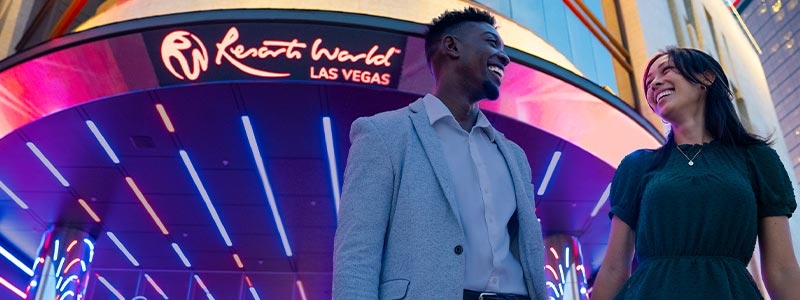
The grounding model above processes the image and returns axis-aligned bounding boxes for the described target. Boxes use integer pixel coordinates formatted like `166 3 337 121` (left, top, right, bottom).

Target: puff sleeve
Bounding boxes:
609 150 650 230
747 144 797 218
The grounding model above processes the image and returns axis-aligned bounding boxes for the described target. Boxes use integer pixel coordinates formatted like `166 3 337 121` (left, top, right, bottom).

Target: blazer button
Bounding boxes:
454 245 463 255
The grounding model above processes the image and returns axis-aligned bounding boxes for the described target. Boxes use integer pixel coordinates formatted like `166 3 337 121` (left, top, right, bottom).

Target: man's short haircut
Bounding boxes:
424 7 496 64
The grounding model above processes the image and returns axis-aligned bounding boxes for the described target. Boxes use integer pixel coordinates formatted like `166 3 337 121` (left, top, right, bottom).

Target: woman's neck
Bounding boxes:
671 120 713 145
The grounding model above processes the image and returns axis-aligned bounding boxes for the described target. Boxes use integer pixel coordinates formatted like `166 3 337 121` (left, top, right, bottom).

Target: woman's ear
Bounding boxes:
700 71 716 86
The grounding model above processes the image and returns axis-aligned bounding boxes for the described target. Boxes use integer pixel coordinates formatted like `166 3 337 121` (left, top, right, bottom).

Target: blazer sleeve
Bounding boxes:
332 117 396 299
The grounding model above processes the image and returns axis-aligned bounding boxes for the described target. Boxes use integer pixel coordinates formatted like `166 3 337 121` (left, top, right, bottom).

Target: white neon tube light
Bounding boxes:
26 142 70 187
86 120 120 164
179 150 232 246
241 116 293 257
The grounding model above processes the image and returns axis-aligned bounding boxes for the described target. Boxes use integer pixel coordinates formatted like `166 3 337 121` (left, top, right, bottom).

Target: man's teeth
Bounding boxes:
657 90 673 102
489 66 504 80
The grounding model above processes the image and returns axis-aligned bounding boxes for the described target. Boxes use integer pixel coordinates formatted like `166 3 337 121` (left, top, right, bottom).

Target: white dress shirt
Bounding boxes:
423 94 527 295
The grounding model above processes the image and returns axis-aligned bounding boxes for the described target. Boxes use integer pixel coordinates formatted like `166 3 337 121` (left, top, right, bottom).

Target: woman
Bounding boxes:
592 47 800 299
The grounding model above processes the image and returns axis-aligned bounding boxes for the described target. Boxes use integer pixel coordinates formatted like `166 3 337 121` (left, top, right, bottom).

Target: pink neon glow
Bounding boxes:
545 264 559 280
77 199 101 222
155 104 175 133
295 280 308 300
244 275 253 287
549 247 559 260
0 275 25 298
232 254 244 269
125 177 169 235
63 258 81 274
481 62 662 167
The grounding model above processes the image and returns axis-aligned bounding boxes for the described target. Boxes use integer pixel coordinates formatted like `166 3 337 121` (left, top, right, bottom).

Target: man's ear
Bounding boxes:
442 35 460 59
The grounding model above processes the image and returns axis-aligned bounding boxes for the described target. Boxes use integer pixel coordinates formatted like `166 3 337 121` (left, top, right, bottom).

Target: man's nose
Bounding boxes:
498 51 510 66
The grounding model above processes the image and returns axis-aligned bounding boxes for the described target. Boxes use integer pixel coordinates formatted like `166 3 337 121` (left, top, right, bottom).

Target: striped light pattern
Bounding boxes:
144 273 169 299
296 280 308 300
0 275 25 298
171 243 191 268
0 180 28 209
106 232 139 266
179 150 233 246
96 274 125 300
590 183 612 217
232 253 244 269
86 120 120 164
77 199 101 222
537 151 562 196
0 245 33 276
322 117 341 215
125 177 170 235
193 275 215 300
242 116 293 257
156 104 176 133
26 142 70 187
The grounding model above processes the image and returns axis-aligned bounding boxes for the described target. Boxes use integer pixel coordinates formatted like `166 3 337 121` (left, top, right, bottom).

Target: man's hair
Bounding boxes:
424 7 496 64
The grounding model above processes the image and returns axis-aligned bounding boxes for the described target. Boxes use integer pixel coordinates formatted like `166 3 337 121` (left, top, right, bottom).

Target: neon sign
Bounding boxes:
154 24 405 87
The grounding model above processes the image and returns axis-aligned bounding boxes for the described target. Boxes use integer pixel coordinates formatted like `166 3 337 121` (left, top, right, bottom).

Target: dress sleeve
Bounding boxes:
747 144 797 218
609 150 648 230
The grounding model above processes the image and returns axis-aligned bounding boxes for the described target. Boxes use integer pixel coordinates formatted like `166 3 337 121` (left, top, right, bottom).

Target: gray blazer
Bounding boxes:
333 98 546 300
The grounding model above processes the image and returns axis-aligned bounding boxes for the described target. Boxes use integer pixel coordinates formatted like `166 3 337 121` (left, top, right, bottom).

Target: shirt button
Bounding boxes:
454 245 463 255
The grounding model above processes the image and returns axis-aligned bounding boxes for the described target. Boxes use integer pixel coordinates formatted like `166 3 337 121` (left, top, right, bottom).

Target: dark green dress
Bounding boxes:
609 141 797 299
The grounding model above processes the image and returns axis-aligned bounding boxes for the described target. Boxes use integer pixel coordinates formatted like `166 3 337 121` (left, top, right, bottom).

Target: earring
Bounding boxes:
661 119 670 125
700 85 707 90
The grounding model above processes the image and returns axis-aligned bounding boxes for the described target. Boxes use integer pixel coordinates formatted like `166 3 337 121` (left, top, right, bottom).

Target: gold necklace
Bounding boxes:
675 145 703 166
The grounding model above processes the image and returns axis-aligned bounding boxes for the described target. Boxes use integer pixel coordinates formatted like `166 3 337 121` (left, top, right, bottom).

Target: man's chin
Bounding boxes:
482 80 500 100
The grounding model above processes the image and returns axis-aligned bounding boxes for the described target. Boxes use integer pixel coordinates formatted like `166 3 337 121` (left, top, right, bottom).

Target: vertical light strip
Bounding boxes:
232 254 244 269
590 183 612 217
179 150 233 246
86 120 120 164
171 243 191 267
144 273 169 299
248 287 262 300
537 151 562 196
106 232 140 266
26 142 70 187
322 117 341 215
0 245 33 276
241 116 293 257
77 199 101 222
296 280 308 300
0 275 25 298
0 180 28 209
96 274 125 300
125 177 169 235
155 104 176 133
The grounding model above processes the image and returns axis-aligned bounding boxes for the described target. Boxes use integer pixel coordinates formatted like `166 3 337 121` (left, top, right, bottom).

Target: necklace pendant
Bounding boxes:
688 161 694 166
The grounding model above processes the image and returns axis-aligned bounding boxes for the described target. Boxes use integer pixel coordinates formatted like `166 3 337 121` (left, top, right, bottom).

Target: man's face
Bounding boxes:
452 22 509 101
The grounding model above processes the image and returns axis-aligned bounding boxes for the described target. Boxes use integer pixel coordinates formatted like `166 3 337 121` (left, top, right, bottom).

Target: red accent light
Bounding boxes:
232 253 244 269
296 280 308 300
78 199 101 223
125 177 169 235
244 275 253 288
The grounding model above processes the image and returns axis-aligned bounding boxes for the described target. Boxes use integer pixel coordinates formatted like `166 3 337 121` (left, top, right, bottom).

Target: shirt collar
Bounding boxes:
421 93 496 142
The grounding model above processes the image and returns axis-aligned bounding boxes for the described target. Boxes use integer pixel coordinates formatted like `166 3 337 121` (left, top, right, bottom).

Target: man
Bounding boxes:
333 7 545 300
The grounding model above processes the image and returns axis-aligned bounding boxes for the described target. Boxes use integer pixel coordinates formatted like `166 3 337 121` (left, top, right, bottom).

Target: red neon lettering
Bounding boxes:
215 27 307 78
311 38 401 67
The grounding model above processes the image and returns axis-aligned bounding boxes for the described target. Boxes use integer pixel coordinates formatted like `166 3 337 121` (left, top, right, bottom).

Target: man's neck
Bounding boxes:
433 91 480 131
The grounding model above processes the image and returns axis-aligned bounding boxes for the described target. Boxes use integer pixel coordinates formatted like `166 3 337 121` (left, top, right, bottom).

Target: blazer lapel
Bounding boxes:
407 99 460 222
494 135 535 216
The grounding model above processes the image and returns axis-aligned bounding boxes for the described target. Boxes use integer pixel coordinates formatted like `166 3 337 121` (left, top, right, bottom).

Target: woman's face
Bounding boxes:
644 55 708 122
